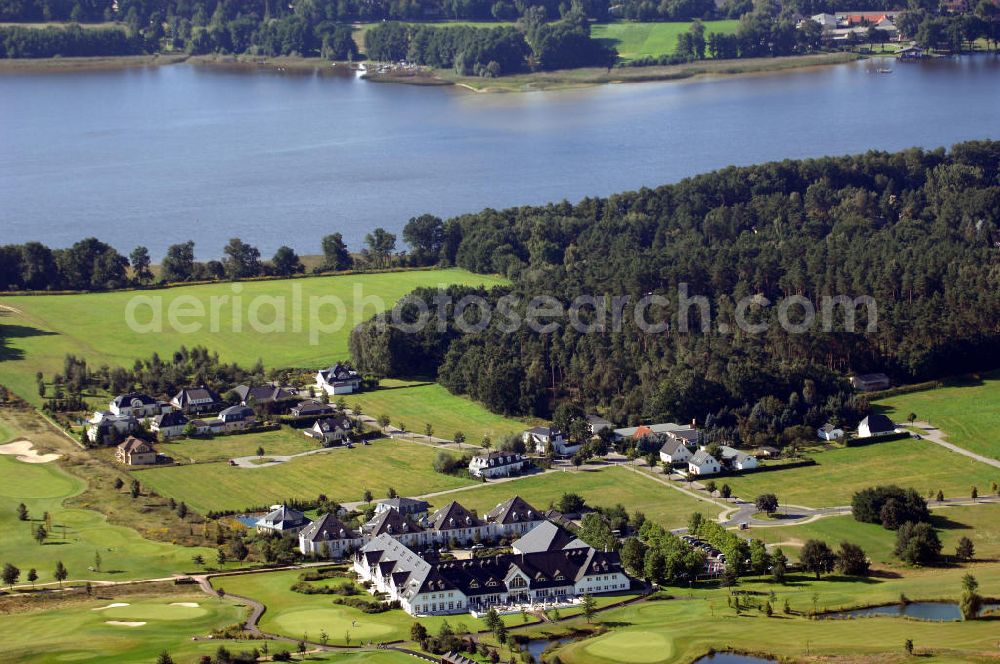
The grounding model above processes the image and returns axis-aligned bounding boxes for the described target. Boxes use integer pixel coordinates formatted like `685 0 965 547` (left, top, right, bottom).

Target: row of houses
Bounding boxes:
808 12 901 42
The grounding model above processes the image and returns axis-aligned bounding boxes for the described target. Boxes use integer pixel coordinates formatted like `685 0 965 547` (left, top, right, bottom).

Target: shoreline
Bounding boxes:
0 51 863 90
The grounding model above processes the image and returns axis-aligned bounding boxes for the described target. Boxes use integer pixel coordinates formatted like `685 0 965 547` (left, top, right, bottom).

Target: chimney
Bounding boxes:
691 418 696 429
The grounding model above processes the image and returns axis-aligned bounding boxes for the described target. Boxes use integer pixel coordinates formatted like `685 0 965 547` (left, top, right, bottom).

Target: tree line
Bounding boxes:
350 141 1000 445
0 23 142 57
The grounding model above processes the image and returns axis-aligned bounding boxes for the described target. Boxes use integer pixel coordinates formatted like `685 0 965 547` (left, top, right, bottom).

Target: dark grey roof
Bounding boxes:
234 384 296 403
299 513 359 543
861 414 894 433
525 426 561 438
485 496 542 525
472 450 524 467
314 416 353 433
258 505 308 530
428 501 482 531
292 400 335 416
690 449 717 465
659 439 688 456
511 521 586 554
155 411 188 428
377 497 430 515
363 507 424 536
318 363 359 384
173 387 222 404
219 405 254 421
112 392 156 408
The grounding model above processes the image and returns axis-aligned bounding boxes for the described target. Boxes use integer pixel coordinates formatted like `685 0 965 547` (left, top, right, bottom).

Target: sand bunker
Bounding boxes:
0 439 61 464
105 621 146 627
170 602 200 608
91 603 130 611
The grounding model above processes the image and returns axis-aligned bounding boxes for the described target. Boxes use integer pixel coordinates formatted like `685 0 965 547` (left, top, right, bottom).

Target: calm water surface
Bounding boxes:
2 56 999 257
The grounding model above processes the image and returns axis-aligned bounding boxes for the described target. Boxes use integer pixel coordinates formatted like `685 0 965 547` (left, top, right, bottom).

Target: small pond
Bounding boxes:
523 637 571 662
234 514 261 528
693 654 776 664
822 601 1000 621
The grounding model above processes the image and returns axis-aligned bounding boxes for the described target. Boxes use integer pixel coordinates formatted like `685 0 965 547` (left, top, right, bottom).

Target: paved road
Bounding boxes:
913 421 1000 470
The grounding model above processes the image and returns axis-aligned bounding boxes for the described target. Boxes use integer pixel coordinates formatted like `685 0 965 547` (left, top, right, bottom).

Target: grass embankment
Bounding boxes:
0 409 223 584
0 53 187 72
590 20 738 61
874 370 1000 461
443 52 860 92
134 438 477 514
430 466 720 530
348 379 536 442
719 437 1000 508
0 268 508 406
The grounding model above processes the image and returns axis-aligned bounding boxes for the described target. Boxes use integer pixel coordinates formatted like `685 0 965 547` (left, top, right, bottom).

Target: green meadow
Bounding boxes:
154 427 319 464
349 378 537 442
430 466 721 530
134 438 477 513
874 370 1000 461
0 268 508 405
0 452 219 585
590 20 739 61
719 437 1000 508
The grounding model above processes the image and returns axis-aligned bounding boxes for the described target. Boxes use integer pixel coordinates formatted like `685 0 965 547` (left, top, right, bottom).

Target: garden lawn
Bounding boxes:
0 453 220 585
874 370 1000 461
0 268 507 405
719 437 1000 508
348 379 538 442
590 20 739 61
429 466 721 529
134 438 477 513
158 427 318 464
216 569 527 645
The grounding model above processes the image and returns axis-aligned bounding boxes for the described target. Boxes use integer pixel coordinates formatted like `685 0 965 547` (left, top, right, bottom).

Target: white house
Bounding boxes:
523 427 579 456
87 411 139 443
304 416 354 446
109 393 170 418
659 439 693 466
719 446 758 471
858 414 896 438
152 410 189 439
688 449 721 476
484 496 546 540
171 387 223 414
316 363 361 395
299 513 363 558
469 451 527 478
256 504 309 535
817 423 844 441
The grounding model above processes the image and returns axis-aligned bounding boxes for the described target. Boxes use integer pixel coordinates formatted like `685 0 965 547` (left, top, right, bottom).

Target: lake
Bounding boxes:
2 56 999 258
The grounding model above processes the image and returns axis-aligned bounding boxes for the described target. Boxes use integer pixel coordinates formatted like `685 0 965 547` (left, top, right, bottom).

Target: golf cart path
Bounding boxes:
912 420 1000 469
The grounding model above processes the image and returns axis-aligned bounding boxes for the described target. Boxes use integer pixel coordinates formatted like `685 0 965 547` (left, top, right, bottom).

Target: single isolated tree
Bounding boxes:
54 561 68 588
755 493 779 516
2 562 20 588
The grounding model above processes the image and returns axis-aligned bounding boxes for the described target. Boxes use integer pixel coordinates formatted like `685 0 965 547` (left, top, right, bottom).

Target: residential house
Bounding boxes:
316 363 361 395
171 387 223 414
427 501 486 546
484 496 545 540
115 436 157 465
586 415 613 435
897 45 926 59
523 426 579 457
850 373 891 392
858 414 896 438
511 520 586 555
298 513 363 558
256 504 310 535
469 451 527 479
354 534 630 617
362 507 428 550
718 445 758 471
688 450 721 476
375 498 430 520
87 411 139 443
289 399 336 419
817 423 844 441
613 422 693 441
659 439 693 466
754 445 781 459
233 384 297 408
109 392 170 418
213 405 257 433
152 410 189 439
305 415 354 446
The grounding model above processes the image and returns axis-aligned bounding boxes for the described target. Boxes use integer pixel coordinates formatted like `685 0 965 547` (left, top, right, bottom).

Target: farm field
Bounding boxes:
349 379 537 442
0 268 508 405
719 437 1000 508
429 466 721 529
590 20 739 61
134 438 477 513
0 448 220 585
874 371 1000 461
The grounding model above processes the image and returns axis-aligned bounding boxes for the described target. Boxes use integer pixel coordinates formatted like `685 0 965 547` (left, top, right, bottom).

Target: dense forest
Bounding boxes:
349 141 1000 444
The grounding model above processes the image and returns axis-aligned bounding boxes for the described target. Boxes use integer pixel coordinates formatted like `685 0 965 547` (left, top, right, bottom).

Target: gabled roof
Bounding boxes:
659 439 688 456
472 450 524 467
318 363 359 385
173 386 221 404
376 497 429 514
292 399 335 416
314 415 353 433
524 426 562 438
428 501 482 531
364 507 423 537
155 411 188 427
300 512 359 543
485 496 542 525
219 405 254 421
234 384 296 403
117 436 154 454
860 414 894 433
690 449 717 466
511 521 586 554
613 422 686 438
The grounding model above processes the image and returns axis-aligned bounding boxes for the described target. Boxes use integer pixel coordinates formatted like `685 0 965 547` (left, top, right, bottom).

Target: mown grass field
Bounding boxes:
590 20 739 61
0 414 221 584
349 379 537 442
720 437 1000 508
874 370 1000 461
0 268 508 406
430 466 720 529
134 438 476 513
155 427 319 464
